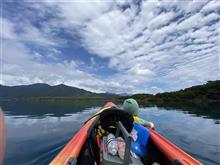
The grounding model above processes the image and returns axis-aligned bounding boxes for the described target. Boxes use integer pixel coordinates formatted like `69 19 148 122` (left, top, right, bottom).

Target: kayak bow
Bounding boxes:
50 102 202 165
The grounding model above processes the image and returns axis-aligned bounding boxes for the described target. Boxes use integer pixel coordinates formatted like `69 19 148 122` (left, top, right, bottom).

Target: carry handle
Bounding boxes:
116 121 132 165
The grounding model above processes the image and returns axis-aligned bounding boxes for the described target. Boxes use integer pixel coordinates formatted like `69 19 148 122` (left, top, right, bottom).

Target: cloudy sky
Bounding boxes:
1 0 219 94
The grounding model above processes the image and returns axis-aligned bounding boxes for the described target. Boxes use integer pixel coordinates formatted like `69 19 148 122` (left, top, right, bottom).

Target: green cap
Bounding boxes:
123 98 139 116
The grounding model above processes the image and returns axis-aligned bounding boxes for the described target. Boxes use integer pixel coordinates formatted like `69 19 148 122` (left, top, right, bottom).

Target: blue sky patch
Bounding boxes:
1 0 219 94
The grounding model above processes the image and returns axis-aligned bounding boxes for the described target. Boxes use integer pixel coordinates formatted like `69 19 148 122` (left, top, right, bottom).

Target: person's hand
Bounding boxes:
143 122 154 129
149 122 155 129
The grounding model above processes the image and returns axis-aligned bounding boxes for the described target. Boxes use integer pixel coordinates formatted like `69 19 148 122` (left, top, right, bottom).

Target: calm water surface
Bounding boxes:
0 101 220 165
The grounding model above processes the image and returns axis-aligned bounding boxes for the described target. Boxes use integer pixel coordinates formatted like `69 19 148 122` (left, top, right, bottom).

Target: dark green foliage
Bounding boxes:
0 81 219 104
154 80 220 103
117 93 154 105
0 83 117 99
120 80 220 104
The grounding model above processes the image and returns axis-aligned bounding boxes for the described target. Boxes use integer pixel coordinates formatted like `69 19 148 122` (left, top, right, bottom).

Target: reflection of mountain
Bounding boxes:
156 103 220 120
0 83 116 98
0 100 104 118
1 100 219 121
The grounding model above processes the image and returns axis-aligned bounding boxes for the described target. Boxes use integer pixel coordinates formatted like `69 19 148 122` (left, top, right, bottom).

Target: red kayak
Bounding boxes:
50 102 203 165
0 108 5 165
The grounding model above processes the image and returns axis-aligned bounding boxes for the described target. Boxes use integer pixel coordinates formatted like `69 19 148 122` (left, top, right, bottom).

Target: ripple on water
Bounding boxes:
1 102 220 165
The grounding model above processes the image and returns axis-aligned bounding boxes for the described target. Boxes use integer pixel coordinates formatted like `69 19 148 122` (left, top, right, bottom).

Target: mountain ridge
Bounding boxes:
1 81 219 104
0 83 115 98
121 80 220 104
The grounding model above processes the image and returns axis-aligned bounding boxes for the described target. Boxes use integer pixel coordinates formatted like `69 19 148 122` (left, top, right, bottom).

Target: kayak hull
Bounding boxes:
50 102 115 165
50 102 202 165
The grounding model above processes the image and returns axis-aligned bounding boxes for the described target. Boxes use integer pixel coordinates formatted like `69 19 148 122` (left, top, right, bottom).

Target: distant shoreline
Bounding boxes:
0 96 117 103
0 80 219 105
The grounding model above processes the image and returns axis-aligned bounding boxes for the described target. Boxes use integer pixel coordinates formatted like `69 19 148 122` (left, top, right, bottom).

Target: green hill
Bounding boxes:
1 81 219 104
0 83 116 99
155 80 220 103
119 80 220 104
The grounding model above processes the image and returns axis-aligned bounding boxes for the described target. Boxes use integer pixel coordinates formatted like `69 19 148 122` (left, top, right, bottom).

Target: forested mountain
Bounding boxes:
121 80 220 104
0 83 113 98
1 81 219 103
155 80 220 103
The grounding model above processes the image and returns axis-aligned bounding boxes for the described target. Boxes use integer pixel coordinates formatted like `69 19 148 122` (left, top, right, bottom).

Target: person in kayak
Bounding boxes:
123 98 154 128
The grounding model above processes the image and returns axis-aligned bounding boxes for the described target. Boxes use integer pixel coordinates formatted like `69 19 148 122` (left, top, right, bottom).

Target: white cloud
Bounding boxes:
182 0 208 14
56 1 113 27
1 1 220 94
177 13 202 31
148 11 177 30
201 12 219 25
1 17 57 46
149 86 164 94
1 40 136 93
201 0 220 13
1 18 16 39
127 64 154 76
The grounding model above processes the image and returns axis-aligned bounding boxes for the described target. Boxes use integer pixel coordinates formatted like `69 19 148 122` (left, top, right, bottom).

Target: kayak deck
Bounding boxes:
50 102 203 165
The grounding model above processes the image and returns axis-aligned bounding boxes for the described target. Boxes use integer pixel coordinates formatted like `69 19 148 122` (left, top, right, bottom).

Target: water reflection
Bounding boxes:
1 101 102 165
142 102 220 120
0 100 219 165
0 100 105 118
139 106 220 165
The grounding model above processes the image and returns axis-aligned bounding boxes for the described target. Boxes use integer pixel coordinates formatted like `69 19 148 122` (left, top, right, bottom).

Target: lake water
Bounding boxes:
0 100 220 165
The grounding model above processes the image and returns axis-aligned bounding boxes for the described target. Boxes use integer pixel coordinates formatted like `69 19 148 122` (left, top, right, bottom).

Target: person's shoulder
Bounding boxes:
133 116 141 123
